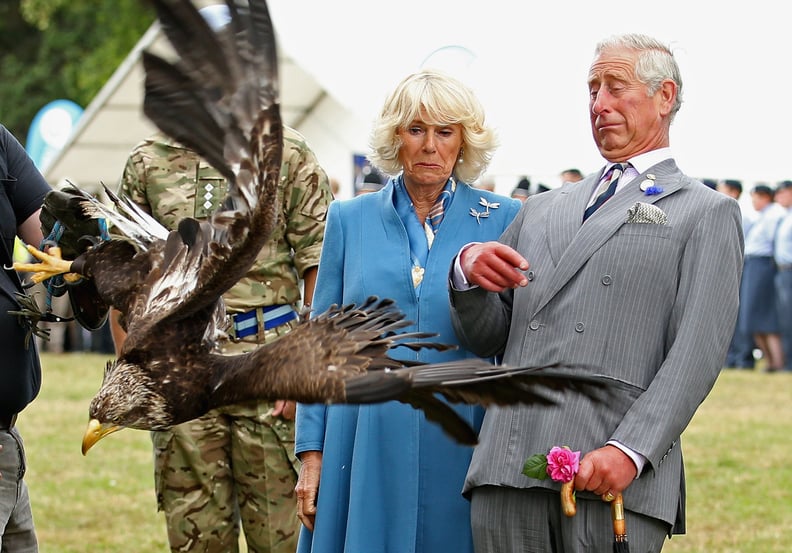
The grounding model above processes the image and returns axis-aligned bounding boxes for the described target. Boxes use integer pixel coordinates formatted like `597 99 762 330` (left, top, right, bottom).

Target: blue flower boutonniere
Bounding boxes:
644 185 663 196
469 197 500 224
639 174 663 196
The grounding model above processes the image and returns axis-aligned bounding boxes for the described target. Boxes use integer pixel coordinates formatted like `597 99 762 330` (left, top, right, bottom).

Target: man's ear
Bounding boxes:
657 79 677 117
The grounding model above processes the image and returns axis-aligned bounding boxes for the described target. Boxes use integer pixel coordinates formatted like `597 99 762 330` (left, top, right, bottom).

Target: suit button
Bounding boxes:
526 270 535 281
529 320 540 330
574 322 585 333
601 275 613 285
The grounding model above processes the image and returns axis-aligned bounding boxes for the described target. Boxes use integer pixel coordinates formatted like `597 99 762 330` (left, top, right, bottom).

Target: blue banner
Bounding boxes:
26 99 83 170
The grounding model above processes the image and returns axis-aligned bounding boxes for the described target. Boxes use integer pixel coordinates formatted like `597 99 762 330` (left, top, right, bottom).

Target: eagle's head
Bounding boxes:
81 359 171 454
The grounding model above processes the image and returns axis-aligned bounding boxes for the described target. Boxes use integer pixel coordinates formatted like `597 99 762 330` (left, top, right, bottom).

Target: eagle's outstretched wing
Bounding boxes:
13 0 283 341
208 297 615 445
346 363 626 445
126 0 282 332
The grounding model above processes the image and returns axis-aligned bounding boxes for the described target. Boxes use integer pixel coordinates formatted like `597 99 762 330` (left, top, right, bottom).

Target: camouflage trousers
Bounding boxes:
152 321 300 553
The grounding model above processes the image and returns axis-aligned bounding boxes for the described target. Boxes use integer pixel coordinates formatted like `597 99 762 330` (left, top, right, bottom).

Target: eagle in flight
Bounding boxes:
15 0 611 453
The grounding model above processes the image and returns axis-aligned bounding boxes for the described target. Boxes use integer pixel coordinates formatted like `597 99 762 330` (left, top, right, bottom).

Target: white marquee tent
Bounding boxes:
42 18 372 199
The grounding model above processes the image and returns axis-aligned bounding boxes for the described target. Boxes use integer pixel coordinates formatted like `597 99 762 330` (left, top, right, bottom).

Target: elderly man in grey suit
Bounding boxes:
449 34 743 552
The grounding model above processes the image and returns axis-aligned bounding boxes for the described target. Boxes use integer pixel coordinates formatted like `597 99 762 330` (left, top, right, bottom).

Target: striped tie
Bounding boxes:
583 163 625 221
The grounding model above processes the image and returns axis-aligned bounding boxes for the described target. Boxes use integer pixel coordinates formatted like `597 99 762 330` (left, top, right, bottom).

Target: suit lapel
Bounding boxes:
535 159 684 314
546 173 602 265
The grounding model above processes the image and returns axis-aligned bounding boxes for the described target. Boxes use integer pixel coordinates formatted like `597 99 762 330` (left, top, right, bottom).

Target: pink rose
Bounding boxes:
545 446 580 483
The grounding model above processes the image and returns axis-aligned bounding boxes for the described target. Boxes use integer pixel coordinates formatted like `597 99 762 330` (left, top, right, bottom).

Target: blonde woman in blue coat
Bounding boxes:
294 70 522 553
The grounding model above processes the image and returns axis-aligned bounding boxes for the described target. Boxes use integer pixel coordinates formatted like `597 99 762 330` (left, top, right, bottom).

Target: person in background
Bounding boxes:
560 167 584 183
742 183 786 372
449 34 742 552
717 178 757 235
1 123 52 553
772 180 792 371
511 177 550 202
511 176 532 201
294 69 522 553
355 167 385 195
112 122 332 553
717 178 757 369
329 177 341 199
511 176 550 201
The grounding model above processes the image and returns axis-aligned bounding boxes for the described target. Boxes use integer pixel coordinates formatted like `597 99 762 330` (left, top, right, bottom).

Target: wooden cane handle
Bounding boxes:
611 493 627 538
560 481 577 517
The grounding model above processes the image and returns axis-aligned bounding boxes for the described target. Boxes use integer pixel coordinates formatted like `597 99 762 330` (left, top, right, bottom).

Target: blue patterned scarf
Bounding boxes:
393 175 456 291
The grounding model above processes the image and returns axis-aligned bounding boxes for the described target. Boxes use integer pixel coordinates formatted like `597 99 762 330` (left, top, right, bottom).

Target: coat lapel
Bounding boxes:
535 159 684 314
546 171 605 265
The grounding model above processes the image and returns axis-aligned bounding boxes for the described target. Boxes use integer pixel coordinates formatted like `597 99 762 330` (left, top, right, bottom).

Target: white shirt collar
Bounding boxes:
621 147 673 175
591 148 673 204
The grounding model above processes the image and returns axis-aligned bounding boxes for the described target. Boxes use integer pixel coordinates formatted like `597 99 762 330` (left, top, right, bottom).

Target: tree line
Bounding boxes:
0 0 154 144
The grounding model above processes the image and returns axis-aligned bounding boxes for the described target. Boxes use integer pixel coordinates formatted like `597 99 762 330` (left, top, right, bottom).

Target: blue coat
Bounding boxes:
296 179 521 553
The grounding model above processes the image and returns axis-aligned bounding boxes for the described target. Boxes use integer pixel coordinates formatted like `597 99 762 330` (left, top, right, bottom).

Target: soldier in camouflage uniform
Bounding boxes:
111 126 332 553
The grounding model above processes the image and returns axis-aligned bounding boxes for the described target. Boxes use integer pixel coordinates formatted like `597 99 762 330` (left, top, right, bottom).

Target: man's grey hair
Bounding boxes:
595 33 683 122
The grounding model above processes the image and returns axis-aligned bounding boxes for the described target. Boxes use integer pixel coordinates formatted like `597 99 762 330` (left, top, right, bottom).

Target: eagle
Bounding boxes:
14 0 612 454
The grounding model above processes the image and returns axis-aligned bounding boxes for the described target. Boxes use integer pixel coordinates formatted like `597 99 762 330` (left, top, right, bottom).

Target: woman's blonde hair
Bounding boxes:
368 70 497 184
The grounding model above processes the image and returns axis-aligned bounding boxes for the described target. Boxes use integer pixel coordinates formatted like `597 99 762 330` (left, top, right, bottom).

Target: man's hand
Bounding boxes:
295 450 322 531
460 241 529 292
272 400 296 420
574 444 637 500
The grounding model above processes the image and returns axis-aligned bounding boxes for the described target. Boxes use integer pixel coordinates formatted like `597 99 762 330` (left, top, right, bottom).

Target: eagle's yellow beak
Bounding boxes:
81 418 122 455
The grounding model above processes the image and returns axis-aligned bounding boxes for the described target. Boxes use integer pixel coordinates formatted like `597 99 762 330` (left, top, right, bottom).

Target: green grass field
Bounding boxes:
15 353 792 552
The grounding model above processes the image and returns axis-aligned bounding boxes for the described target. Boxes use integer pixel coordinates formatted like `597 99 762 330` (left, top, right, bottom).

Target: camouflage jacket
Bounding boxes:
119 127 332 312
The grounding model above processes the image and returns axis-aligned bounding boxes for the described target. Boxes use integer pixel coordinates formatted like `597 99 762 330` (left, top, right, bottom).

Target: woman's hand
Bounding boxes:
295 450 323 531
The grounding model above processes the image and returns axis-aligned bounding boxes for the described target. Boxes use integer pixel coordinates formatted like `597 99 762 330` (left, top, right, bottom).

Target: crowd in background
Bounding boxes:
717 179 792 372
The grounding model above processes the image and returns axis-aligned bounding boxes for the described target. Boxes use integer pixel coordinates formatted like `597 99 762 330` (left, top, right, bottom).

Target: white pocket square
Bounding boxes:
626 202 667 224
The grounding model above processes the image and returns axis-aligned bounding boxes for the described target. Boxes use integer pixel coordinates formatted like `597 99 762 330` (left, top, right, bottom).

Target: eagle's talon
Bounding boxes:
13 244 79 284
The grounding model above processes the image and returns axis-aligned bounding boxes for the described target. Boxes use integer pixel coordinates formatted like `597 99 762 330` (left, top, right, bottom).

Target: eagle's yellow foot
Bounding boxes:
13 245 82 284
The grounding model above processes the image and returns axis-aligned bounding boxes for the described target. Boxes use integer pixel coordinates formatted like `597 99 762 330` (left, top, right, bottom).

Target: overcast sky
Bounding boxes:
268 0 791 189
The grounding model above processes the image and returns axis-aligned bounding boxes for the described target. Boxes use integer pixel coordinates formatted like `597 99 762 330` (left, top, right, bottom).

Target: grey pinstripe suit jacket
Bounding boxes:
449 159 744 532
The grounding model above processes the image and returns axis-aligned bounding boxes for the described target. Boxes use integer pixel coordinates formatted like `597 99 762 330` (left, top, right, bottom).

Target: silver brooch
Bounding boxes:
639 174 656 192
469 197 500 224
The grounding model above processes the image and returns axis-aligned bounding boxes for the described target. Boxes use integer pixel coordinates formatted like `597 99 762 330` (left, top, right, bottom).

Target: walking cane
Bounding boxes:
611 493 629 552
